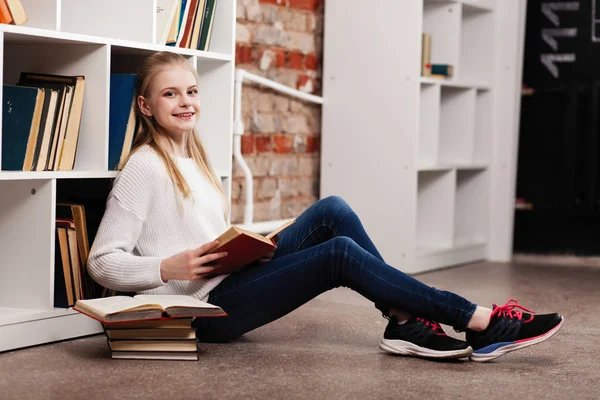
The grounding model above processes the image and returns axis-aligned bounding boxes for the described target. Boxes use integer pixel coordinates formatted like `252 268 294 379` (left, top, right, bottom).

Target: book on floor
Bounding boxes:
108 339 198 352
111 350 199 361
103 318 193 330
205 219 296 276
73 294 226 323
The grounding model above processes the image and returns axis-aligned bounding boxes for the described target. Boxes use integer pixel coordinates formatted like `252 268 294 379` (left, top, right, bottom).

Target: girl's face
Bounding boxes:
139 64 200 137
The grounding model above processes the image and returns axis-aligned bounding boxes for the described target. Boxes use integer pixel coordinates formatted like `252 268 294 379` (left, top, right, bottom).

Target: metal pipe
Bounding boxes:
231 68 324 232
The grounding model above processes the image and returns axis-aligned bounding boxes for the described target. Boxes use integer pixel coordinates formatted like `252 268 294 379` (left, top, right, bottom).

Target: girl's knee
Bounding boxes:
329 236 359 253
320 195 348 210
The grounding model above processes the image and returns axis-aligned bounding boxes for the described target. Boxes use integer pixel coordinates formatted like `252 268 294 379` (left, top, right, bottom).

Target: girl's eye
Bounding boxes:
164 91 175 97
188 89 198 95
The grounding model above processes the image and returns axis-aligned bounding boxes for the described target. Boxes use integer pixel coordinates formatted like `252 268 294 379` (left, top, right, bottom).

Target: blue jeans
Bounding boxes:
195 196 477 342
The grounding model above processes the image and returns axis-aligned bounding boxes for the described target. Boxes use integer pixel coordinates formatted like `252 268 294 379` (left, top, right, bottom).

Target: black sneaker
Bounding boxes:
379 316 473 359
466 299 564 362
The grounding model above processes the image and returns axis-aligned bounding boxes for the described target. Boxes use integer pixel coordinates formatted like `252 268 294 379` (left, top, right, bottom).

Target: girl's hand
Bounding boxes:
160 240 228 282
258 251 275 263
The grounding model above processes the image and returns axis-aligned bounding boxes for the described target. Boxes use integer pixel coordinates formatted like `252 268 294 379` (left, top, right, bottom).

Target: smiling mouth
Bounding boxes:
173 112 194 117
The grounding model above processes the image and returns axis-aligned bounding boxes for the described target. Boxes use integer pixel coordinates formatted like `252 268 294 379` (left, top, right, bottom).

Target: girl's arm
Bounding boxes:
87 153 165 292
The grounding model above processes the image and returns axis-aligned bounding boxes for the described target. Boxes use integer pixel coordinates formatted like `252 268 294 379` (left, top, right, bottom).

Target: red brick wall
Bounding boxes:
231 0 324 223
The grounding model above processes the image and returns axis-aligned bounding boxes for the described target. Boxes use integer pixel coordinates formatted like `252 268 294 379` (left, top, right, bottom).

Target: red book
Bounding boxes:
206 219 296 276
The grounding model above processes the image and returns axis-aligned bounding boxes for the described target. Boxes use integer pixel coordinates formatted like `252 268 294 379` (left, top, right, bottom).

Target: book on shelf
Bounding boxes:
56 218 83 304
421 33 432 77
1 85 44 171
73 294 227 323
109 74 138 170
17 72 85 171
160 0 217 51
54 202 109 307
0 0 27 26
156 0 181 45
430 64 454 78
205 219 296 276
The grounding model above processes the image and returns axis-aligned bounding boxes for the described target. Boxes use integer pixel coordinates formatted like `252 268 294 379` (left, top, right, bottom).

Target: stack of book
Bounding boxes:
2 73 85 171
156 0 218 51
74 295 227 361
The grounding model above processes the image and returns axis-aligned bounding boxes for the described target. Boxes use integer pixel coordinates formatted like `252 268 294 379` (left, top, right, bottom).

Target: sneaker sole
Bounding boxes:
380 338 473 359
469 317 565 362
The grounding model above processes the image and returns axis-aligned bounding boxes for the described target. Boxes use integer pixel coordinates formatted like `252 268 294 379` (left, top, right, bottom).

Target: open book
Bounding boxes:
73 294 226 323
206 219 296 276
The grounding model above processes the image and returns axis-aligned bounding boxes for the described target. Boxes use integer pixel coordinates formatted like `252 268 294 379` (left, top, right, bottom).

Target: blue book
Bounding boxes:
108 74 137 170
2 85 44 171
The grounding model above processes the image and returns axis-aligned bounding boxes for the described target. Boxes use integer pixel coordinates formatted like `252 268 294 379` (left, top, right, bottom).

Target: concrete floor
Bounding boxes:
1 261 599 400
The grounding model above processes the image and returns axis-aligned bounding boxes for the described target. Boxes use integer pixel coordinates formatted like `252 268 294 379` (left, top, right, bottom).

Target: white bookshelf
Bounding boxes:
321 0 526 274
0 0 236 352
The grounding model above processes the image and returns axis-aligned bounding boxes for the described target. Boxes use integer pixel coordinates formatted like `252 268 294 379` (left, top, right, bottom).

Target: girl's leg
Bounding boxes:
272 196 434 317
273 196 384 261
195 236 476 343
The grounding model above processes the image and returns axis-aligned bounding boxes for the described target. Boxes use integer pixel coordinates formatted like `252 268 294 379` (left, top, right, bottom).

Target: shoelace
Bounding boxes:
491 298 534 322
416 317 446 335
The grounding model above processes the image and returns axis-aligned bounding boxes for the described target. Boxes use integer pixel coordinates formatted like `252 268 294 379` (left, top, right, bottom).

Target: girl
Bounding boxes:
88 52 563 362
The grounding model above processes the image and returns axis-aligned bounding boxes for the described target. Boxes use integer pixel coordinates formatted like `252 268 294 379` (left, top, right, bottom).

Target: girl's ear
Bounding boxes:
138 95 152 117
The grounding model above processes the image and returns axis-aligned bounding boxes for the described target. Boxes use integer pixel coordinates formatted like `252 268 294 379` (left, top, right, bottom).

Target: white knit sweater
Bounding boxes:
88 145 229 302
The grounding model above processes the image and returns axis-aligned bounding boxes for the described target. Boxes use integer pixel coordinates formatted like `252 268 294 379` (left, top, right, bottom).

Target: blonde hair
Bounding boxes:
120 51 226 216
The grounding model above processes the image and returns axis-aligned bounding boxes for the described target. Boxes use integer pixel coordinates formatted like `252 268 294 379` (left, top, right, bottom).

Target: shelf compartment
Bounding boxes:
417 170 456 255
423 1 462 79
195 61 234 175
419 83 441 165
454 169 488 246
459 4 493 86
0 180 55 310
473 89 491 163
438 87 476 163
3 40 110 171
60 0 154 44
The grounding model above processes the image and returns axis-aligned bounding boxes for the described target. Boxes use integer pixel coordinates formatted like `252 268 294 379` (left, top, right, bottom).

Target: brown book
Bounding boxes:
421 33 432 77
56 218 83 301
56 226 76 306
111 351 199 361
106 328 196 340
206 219 296 276
108 339 198 352
5 0 26 25
22 88 45 171
189 0 206 50
103 318 193 330
74 295 226 323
